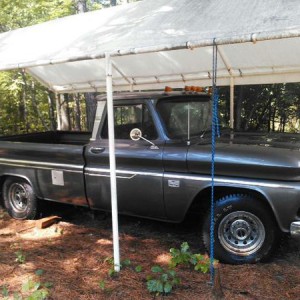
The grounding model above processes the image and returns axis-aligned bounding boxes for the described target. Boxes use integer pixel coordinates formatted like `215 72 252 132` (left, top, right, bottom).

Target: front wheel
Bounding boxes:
202 194 279 264
3 177 38 220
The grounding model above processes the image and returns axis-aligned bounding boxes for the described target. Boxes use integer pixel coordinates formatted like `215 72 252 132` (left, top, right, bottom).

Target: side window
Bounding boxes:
101 103 158 140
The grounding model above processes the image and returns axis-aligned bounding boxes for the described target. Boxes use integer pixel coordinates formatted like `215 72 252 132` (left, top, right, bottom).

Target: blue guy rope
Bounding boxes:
210 39 220 285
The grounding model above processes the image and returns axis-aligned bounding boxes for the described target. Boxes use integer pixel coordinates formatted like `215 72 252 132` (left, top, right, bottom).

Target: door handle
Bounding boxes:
90 147 105 154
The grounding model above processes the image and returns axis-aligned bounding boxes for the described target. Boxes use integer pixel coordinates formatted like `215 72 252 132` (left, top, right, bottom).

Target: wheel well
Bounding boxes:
0 176 8 206
186 186 277 223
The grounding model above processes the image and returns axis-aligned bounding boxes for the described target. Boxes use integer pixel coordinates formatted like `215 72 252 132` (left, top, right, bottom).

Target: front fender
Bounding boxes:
163 173 300 232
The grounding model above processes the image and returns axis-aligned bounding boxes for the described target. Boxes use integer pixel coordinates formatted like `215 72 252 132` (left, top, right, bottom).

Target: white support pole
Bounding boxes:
105 53 120 272
230 77 234 131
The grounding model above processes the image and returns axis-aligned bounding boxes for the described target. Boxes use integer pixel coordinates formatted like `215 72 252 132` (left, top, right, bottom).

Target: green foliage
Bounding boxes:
104 256 132 277
98 279 106 290
13 292 22 300
135 265 143 273
21 277 49 300
34 270 44 276
98 278 112 294
169 242 218 273
121 258 131 267
15 249 26 264
1 285 9 297
0 0 75 31
1 271 52 300
108 268 116 278
0 1 90 136
146 266 180 296
190 254 211 273
169 242 192 268
219 83 300 132
103 256 114 265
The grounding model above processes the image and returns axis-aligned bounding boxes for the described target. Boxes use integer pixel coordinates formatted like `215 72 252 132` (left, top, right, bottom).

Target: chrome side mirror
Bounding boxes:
129 128 159 150
130 128 142 141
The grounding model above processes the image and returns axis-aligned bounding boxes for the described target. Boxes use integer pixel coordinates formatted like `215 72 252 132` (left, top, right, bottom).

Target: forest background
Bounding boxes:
0 0 299 136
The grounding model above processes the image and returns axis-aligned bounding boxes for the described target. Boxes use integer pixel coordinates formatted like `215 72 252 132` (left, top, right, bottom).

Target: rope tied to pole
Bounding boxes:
210 39 220 284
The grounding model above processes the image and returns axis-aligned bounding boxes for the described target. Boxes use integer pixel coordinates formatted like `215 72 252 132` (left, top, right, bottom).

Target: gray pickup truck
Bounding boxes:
0 91 299 264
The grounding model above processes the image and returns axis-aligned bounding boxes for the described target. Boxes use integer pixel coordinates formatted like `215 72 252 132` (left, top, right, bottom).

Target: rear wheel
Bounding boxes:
202 194 279 264
3 177 37 220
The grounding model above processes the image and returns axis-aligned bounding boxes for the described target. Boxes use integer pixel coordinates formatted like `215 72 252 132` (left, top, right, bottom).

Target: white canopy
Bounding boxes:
0 0 300 93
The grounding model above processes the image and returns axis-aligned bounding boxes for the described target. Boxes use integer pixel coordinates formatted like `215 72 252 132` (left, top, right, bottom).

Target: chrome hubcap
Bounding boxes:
218 211 265 256
9 183 28 212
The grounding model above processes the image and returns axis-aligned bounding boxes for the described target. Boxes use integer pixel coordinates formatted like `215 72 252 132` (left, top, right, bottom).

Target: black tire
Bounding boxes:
3 177 37 220
202 194 279 264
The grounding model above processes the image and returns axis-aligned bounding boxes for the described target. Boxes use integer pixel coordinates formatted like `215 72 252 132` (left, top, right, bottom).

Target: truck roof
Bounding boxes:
96 91 211 101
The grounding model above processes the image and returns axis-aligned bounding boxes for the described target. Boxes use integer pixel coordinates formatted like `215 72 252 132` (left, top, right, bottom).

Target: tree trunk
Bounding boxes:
47 91 56 130
20 70 29 133
64 94 72 130
272 106 277 131
74 93 82 131
75 0 88 13
255 98 272 131
57 94 71 131
31 81 49 131
244 103 258 131
235 86 243 131
55 93 62 130
85 93 97 131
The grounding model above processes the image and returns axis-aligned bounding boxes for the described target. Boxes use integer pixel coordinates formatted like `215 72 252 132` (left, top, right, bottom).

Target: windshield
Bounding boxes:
156 96 212 139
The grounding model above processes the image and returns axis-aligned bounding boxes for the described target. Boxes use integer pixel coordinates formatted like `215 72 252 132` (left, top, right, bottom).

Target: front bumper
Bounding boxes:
291 221 300 237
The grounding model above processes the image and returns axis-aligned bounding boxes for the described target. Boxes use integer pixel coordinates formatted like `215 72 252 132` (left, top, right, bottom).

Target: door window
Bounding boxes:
101 103 157 140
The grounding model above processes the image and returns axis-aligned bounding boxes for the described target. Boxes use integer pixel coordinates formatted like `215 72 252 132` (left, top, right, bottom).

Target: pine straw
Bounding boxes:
0 207 300 300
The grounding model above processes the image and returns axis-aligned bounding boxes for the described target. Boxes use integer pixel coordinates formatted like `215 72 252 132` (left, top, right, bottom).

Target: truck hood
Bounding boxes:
187 132 300 181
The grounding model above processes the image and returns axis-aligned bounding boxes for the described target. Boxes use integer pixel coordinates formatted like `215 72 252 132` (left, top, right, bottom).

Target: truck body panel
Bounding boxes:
0 92 299 237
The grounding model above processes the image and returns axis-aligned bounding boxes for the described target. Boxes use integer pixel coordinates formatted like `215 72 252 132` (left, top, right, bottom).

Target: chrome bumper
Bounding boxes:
291 221 300 237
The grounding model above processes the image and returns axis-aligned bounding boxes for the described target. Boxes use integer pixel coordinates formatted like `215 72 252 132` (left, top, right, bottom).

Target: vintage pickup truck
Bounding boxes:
0 91 299 264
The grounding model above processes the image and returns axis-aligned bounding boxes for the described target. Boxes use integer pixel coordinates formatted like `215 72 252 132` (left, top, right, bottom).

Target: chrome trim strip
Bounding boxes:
85 167 163 178
164 174 296 190
86 168 296 189
291 221 300 237
85 172 137 179
0 158 83 172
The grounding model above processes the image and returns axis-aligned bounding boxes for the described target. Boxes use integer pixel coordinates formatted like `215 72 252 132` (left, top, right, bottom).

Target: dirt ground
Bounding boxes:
0 203 299 300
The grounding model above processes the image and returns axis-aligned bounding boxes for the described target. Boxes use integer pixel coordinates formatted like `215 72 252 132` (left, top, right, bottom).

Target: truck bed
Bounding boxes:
0 131 91 145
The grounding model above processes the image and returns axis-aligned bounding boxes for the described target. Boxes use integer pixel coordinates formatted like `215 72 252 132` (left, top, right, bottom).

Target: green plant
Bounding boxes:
13 292 22 300
190 254 212 273
1 285 9 297
146 266 180 296
15 249 26 264
21 276 51 300
104 257 132 277
169 242 193 268
35 270 44 276
121 258 131 267
135 265 143 273
98 279 106 291
170 242 218 273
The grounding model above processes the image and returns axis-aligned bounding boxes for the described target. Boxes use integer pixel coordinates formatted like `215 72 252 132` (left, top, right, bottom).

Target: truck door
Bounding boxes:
84 100 166 219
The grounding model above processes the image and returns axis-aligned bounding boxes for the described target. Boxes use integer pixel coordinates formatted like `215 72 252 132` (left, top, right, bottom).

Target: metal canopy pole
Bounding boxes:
105 52 120 272
230 77 235 131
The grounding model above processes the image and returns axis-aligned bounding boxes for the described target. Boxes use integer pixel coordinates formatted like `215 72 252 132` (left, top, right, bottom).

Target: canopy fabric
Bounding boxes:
0 0 300 92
